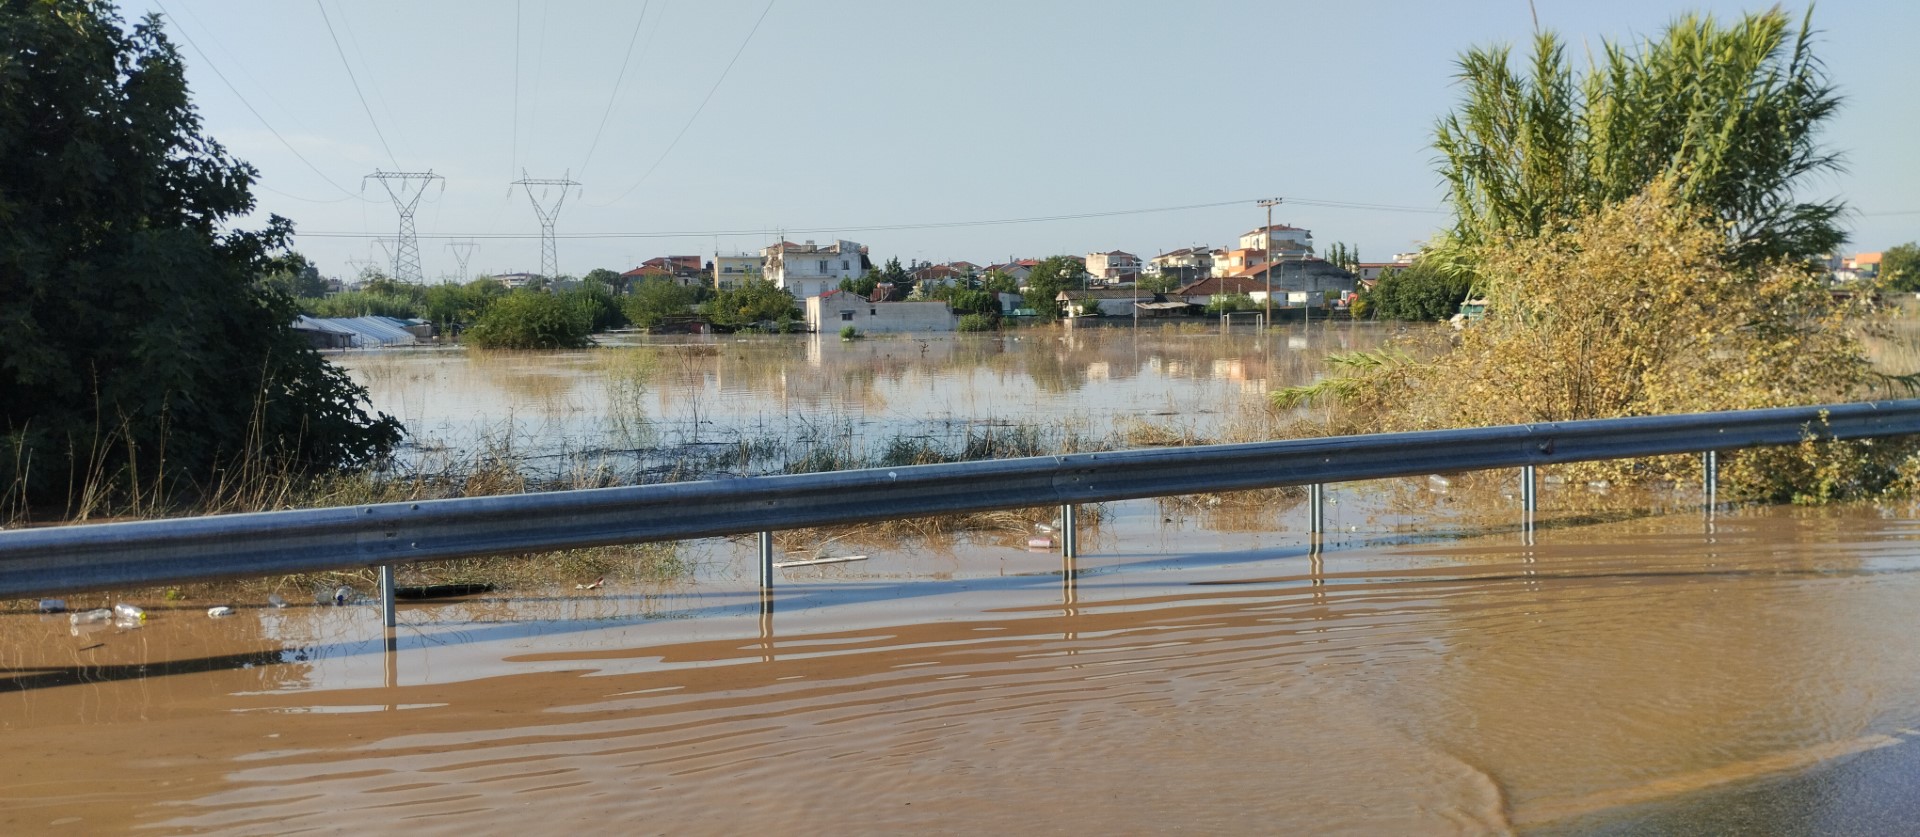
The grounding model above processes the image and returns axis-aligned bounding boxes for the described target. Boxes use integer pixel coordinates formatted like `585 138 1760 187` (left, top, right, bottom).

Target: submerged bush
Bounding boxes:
465 292 594 349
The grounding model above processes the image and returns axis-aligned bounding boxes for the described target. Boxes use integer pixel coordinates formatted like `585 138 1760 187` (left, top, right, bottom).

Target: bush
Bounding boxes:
300 291 422 319
1364 263 1472 321
1276 180 1920 501
464 292 594 349
1203 294 1259 315
957 313 998 332
839 325 861 340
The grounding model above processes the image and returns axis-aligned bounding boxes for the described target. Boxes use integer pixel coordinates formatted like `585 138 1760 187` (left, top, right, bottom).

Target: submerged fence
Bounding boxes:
5 399 1920 624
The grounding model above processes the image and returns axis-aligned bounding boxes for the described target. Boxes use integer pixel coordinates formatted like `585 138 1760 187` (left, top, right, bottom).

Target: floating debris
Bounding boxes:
395 583 495 600
207 606 236 618
112 603 146 622
772 555 869 569
267 593 287 608
575 577 605 590
1027 536 1055 550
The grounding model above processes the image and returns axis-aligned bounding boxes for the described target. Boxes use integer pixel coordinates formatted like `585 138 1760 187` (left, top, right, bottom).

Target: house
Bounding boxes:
1228 258 1358 298
712 252 762 290
1174 275 1274 306
764 239 868 299
1148 247 1212 284
1238 224 1313 252
910 263 969 288
1085 250 1142 284
805 290 956 333
493 272 539 290
1210 247 1267 278
623 255 704 288
1055 287 1164 318
1848 252 1883 275
985 259 1041 284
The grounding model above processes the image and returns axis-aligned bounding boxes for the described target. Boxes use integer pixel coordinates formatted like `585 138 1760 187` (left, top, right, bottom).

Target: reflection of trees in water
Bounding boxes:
469 349 598 409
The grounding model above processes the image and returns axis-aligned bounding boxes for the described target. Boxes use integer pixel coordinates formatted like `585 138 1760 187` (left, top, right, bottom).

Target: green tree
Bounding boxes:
0 2 399 507
981 270 1019 295
1880 243 1920 292
622 277 700 328
1021 256 1085 323
465 291 594 349
700 279 799 330
1432 9 1843 277
838 271 881 298
583 267 628 296
1363 262 1473 321
1136 272 1179 294
561 277 627 331
259 252 327 298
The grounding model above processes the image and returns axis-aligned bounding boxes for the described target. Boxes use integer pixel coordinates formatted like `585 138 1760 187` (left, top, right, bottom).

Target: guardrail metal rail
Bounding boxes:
5 399 1920 626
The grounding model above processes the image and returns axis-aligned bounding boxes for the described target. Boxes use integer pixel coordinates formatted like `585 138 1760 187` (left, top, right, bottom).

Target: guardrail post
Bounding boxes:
1059 504 1078 558
1308 483 1325 535
1520 465 1537 542
758 531 775 590
378 563 396 628
1703 450 1719 511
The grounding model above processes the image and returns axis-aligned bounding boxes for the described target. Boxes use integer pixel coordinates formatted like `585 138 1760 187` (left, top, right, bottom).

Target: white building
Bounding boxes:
1084 250 1142 283
1238 224 1313 252
806 291 955 333
713 253 761 290
765 239 867 299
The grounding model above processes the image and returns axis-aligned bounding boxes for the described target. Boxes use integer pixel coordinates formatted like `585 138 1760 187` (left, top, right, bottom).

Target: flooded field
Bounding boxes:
11 320 1920 833
335 322 1397 476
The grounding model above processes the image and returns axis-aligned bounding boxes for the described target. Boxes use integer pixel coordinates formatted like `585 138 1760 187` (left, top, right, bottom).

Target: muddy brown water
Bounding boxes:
14 322 1920 832
7 498 1920 834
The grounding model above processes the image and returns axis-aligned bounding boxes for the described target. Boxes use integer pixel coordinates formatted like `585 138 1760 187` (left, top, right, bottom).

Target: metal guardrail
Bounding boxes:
5 399 1920 615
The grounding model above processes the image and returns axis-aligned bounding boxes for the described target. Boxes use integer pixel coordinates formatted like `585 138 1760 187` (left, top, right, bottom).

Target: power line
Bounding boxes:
298 197 1265 240
590 0 776 207
577 0 653 178
154 3 364 201
315 0 399 169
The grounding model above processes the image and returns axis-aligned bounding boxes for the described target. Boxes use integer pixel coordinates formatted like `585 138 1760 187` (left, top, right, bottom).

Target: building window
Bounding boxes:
870 308 877 316
840 311 854 321
842 260 850 270
817 259 829 273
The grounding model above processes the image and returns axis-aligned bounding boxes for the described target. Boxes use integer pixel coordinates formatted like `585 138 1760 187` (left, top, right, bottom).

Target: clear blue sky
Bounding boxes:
121 0 1918 280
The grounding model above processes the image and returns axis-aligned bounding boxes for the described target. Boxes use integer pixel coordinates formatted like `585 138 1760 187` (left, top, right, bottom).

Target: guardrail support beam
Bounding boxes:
758 531 775 590
379 563 396 628
1520 465 1537 539
1308 483 1325 535
1059 504 1078 558
1703 450 1719 512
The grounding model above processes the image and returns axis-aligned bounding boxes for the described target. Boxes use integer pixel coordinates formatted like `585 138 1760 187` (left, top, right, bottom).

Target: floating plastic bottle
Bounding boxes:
207 606 236 618
38 599 66 614
267 593 287 608
69 608 112 625
112 603 146 622
333 586 354 606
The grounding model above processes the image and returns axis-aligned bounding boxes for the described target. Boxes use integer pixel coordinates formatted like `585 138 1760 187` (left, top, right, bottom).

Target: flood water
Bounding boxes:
10 322 1920 833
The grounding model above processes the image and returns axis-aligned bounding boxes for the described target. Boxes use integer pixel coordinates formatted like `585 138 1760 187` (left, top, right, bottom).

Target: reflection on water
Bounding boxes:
336 323 1405 475
6 504 1920 832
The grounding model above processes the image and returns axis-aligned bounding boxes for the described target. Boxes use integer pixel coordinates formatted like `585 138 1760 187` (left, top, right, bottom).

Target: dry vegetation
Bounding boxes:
1276 182 1920 503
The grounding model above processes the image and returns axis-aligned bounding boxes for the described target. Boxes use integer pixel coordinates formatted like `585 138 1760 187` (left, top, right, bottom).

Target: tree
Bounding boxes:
1136 272 1179 294
622 277 699 328
700 279 800 330
0 2 399 508
1881 243 1920 292
981 270 1019 295
583 266 628 296
838 271 881 298
1432 9 1844 277
465 291 594 349
1022 256 1085 323
1363 261 1472 321
1322 242 1360 272
259 252 327 298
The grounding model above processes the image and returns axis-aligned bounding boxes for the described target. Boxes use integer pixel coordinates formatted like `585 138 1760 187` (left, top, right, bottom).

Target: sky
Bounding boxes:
118 0 1920 281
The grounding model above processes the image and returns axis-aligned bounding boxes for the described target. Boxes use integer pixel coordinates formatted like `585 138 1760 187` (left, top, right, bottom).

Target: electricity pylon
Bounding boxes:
446 240 478 281
512 171 580 279
365 169 444 283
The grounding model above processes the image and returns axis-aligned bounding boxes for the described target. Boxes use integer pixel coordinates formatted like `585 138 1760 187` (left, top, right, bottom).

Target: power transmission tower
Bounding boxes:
446 240 479 281
364 169 444 283
513 171 580 279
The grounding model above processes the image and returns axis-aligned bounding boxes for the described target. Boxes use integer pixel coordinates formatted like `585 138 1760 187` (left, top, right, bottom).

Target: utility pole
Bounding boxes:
446 240 478 281
513 170 581 279
1258 198 1282 327
365 170 444 283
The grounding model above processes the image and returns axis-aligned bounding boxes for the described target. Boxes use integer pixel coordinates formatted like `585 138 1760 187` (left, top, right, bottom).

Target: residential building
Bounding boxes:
985 259 1040 284
1848 252 1883 276
1228 258 1358 298
1148 247 1212 284
623 255 704 288
764 239 868 299
493 272 539 290
1210 247 1266 278
1351 262 1400 282
712 253 762 291
910 263 968 288
1174 274 1274 306
1238 224 1313 252
1055 287 1165 318
1085 250 1142 284
806 290 956 333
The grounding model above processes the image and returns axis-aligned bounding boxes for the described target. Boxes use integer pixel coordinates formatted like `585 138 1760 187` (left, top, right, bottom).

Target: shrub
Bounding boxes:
957 313 998 332
464 292 594 349
839 325 861 340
